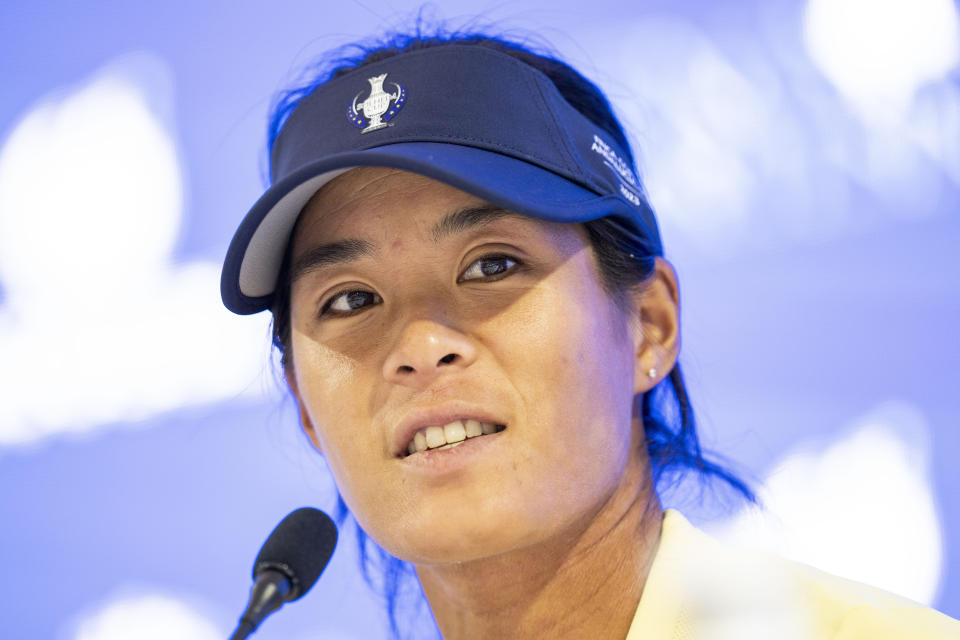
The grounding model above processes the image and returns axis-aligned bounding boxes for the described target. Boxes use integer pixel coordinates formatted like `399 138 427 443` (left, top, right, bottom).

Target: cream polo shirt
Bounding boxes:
625 510 960 639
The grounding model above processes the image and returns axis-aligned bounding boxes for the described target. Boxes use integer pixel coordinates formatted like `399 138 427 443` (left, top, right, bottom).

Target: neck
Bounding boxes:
415 466 663 640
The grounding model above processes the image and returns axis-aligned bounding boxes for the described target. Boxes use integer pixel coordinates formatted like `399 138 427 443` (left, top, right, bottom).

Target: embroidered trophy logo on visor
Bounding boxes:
346 73 407 133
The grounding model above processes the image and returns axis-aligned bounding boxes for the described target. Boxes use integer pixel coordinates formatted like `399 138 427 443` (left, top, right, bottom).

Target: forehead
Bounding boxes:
297 167 482 236
284 167 597 290
289 167 570 254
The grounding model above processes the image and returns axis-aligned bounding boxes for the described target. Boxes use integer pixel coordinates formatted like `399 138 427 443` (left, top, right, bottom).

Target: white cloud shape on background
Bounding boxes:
64 590 361 640
599 11 960 255
0 53 271 447
708 401 944 606
68 593 221 640
802 0 960 222
803 0 960 122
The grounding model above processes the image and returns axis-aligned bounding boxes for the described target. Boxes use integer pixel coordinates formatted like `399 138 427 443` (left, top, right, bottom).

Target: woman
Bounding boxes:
220 29 959 640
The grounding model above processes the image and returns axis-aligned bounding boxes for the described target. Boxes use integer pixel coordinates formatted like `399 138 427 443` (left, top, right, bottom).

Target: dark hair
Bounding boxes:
266 24 754 640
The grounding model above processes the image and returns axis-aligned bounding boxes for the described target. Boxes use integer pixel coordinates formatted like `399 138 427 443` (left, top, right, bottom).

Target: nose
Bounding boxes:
381 318 478 388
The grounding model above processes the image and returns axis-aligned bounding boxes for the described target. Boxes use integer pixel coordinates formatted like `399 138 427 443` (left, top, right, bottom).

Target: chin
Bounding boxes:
383 500 560 566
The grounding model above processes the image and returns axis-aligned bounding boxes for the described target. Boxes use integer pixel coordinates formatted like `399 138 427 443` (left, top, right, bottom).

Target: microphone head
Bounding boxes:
253 507 338 601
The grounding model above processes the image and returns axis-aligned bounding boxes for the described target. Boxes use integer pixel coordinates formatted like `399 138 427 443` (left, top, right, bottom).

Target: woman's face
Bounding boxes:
286 167 650 564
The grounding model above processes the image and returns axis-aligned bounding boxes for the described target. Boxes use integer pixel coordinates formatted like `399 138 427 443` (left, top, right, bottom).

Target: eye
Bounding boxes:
459 254 520 282
319 254 519 318
321 289 382 317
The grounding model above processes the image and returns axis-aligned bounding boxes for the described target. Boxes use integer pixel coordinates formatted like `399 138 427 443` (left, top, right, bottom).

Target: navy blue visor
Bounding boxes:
221 44 662 315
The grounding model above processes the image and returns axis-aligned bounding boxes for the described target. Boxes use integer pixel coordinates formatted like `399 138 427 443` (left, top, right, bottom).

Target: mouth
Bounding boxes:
403 419 506 457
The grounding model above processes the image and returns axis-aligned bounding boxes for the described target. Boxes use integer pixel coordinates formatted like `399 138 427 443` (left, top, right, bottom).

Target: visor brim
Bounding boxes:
221 141 653 315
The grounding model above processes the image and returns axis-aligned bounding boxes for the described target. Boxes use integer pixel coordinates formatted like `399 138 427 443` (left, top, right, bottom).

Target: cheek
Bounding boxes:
290 332 371 475
490 268 636 467
468 287 635 541
505 263 633 405
290 329 421 538
293 330 359 391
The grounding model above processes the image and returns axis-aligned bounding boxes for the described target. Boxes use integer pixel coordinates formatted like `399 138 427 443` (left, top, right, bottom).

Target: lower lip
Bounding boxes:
399 430 504 475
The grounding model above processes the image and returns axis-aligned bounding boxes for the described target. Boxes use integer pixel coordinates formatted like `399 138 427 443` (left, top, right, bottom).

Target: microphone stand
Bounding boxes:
229 569 292 640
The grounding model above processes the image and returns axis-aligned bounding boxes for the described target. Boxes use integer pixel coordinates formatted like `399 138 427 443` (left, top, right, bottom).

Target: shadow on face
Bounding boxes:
280 167 664 565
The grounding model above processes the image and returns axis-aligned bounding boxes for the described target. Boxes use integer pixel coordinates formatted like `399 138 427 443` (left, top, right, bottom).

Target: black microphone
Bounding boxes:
229 507 338 640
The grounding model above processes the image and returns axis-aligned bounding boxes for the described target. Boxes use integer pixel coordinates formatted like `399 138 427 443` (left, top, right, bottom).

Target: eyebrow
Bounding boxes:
288 204 521 283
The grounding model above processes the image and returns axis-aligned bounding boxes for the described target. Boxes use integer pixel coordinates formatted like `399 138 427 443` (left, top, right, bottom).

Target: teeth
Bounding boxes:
465 419 482 437
425 426 445 449
443 420 466 443
404 419 504 455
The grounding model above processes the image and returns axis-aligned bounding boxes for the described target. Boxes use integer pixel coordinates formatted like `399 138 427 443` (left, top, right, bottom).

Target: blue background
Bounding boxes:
1 1 957 638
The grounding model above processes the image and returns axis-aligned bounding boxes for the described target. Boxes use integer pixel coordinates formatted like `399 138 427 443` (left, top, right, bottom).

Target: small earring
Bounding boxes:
647 367 657 379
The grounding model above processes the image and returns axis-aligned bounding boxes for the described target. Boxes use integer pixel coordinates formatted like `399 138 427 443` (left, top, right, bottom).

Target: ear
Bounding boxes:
285 369 324 454
631 257 681 394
